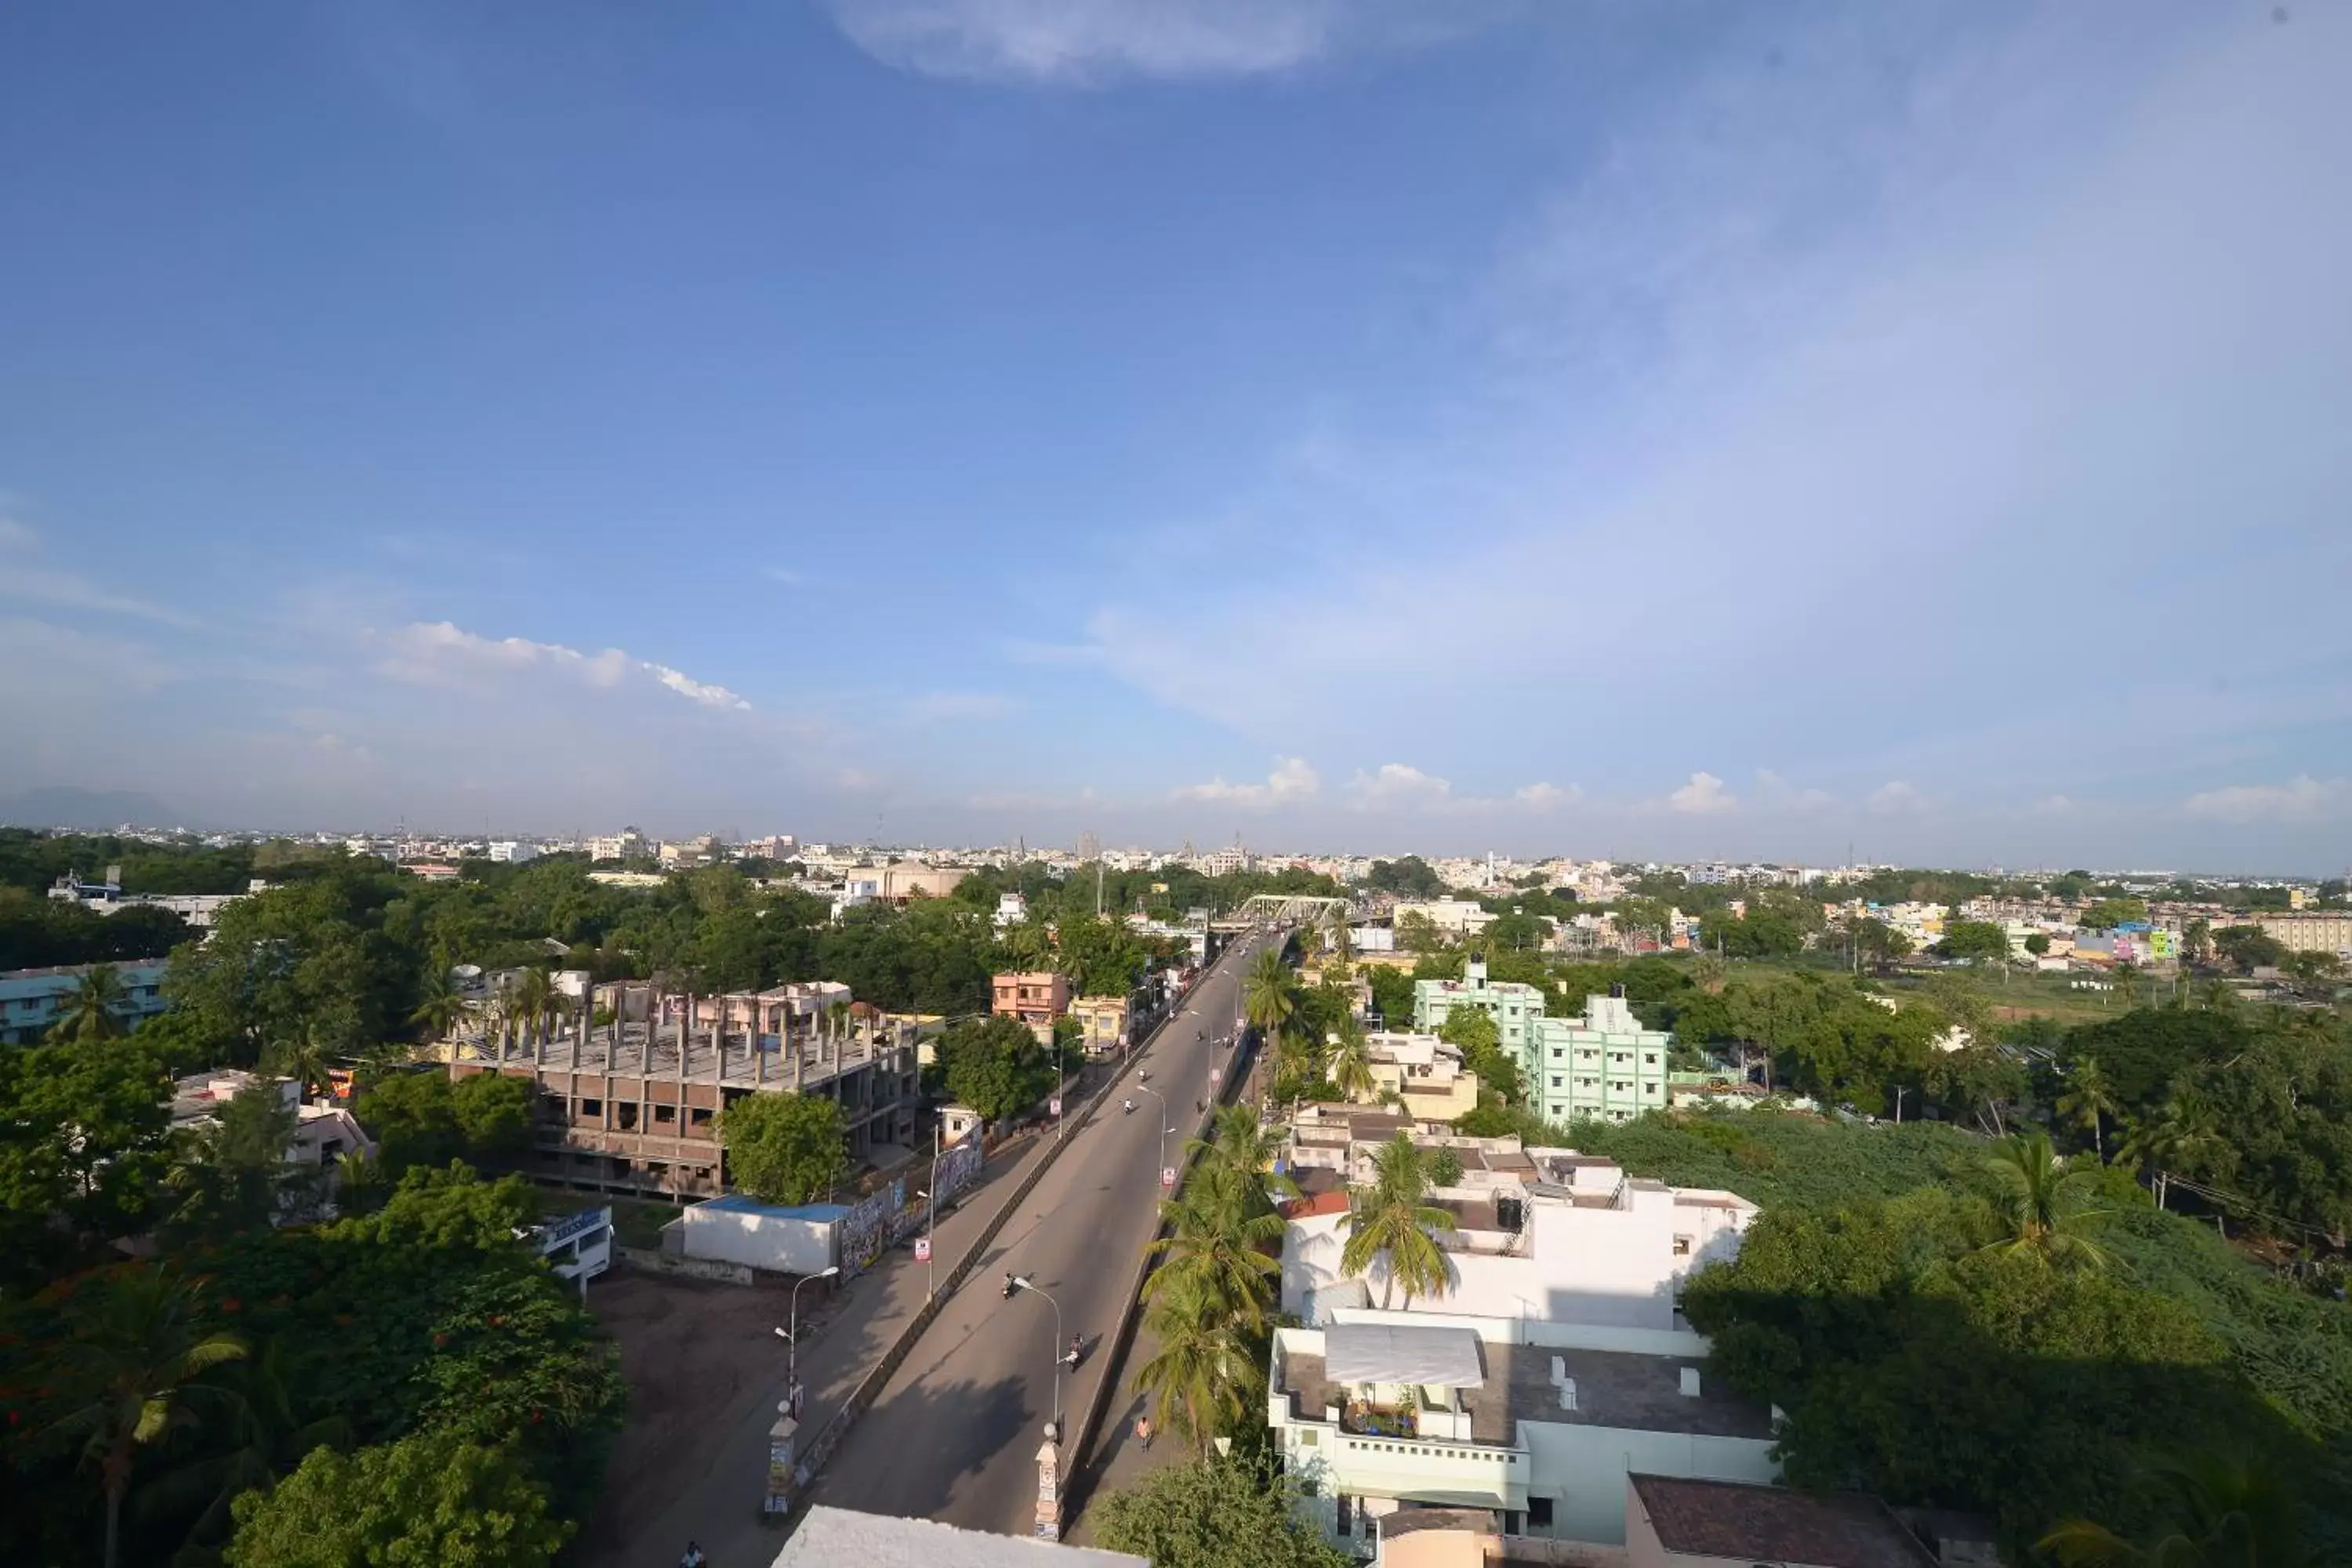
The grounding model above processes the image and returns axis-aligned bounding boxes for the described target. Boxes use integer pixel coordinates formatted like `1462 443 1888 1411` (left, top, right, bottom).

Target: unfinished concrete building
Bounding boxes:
449 981 920 1203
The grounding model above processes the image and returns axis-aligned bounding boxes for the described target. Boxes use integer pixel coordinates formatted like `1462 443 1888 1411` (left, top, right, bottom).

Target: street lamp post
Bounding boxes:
1007 1273 1065 1438
1134 1080 1171 1186
775 1265 841 1384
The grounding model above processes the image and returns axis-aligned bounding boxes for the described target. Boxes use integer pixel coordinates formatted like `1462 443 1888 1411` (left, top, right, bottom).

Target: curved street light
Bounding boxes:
774 1264 841 1385
1006 1272 1066 1439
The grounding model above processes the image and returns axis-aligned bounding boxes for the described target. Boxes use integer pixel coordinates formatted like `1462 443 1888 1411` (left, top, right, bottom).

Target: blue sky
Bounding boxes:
2 1 2347 869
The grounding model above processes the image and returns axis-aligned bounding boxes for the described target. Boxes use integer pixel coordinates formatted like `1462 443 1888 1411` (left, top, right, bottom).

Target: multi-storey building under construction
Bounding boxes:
448 981 920 1203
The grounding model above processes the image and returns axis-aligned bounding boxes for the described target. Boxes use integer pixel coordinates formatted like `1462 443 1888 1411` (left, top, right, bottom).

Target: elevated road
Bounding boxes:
797 928 1268 1534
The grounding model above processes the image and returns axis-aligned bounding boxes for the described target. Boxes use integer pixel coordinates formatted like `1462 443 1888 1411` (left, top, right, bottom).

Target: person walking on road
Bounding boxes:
1134 1414 1153 1449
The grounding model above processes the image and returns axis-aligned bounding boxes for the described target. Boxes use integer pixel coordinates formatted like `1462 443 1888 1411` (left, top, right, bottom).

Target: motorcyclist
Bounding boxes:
1001 1272 1018 1300
1123 1098 1135 1114
681 1542 707 1568
1067 1334 1083 1367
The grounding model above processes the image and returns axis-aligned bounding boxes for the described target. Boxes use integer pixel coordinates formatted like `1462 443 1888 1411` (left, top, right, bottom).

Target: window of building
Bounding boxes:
654 1103 677 1124
1551 1076 1562 1089
582 1098 604 1119
1673 1234 1693 1256
1529 1497 1555 1529
690 1106 713 1127
1552 1047 1563 1059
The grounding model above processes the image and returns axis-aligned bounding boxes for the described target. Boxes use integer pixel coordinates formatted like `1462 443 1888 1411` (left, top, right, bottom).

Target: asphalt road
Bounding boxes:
797 930 1266 1536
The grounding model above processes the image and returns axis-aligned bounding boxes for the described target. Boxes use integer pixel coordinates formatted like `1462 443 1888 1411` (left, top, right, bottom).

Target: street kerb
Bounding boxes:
772 966 1220 1525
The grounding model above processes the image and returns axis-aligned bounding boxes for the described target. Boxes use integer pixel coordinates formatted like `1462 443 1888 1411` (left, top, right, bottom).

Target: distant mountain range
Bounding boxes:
0 786 202 832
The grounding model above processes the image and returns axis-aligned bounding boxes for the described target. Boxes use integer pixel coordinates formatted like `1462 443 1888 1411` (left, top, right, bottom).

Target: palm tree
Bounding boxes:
408 968 468 1041
510 967 557 1054
2118 1087 2221 1210
263 1025 333 1104
2039 1454 2314 1568
137 1335 350 1556
1242 948 1298 1040
1330 1028 1378 1105
2197 976 2239 1014
45 1265 249 1568
1321 902 1350 957
1980 1130 2111 1269
2056 1056 2119 1163
50 964 128 1042
1145 1177 1284 1337
2113 961 2143 1011
1341 1134 1458 1308
1195 1103 1295 1200
1131 1272 1263 1454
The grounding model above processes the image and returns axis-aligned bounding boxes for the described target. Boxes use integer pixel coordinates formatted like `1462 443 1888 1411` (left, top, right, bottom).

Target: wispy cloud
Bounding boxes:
2184 775 2349 825
1174 756 1319 810
1061 4 2352 860
0 512 208 630
823 0 1484 85
373 620 752 710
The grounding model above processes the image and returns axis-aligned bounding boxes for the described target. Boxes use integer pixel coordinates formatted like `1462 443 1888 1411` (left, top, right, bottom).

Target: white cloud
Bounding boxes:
375 621 750 710
1174 756 1320 810
1515 782 1579 811
822 0 1471 85
0 515 38 551
1667 771 1737 815
2183 775 2349 824
648 663 753 711
1347 762 1454 808
1866 781 1928 816
1058 5 2352 855
2031 794 2077 815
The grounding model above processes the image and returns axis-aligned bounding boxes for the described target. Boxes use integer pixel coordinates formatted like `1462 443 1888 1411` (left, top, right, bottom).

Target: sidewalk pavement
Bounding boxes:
585 1127 1061 1568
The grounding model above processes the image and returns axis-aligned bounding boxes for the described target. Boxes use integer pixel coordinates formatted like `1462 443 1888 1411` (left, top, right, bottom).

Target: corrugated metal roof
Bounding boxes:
1323 1322 1484 1388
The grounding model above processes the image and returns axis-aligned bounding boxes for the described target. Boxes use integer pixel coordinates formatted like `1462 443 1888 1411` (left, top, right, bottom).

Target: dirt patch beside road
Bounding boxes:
583 1266 823 1555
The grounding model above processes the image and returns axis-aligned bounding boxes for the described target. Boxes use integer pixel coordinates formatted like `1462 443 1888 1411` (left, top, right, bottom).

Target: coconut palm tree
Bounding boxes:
1145 1178 1284 1337
45 1265 249 1568
1242 947 1298 1040
1131 1273 1263 1454
137 1335 350 1557
2113 961 2143 1011
1195 1103 1295 1200
2056 1056 2119 1163
2039 1454 2314 1568
2118 1087 2221 1210
1980 1130 2111 1269
408 968 468 1042
1341 1134 1458 1308
510 967 558 1054
263 1026 333 1105
50 963 128 1043
1330 1028 1378 1105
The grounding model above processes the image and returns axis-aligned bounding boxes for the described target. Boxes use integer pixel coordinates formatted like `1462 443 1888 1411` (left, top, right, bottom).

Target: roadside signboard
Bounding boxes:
1209 1067 1222 1086
1049 1097 1062 1116
913 1236 931 1263
1161 1167 1178 1189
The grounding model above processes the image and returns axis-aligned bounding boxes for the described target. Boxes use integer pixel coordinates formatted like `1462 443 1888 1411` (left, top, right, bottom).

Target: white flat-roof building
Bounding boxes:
1280 1145 1755 1332
1271 1312 1777 1553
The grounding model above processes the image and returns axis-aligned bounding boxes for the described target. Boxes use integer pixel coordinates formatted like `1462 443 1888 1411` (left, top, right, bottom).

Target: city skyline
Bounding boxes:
4 2 2349 867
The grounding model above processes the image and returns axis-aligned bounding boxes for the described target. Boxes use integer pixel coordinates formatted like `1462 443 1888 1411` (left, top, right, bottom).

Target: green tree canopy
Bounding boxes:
937 1014 1056 1123
1094 1452 1349 1568
715 1092 848 1205
327 1163 536 1251
225 1429 569 1568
